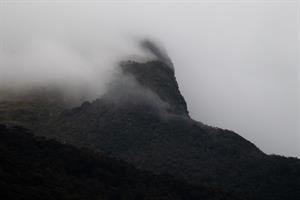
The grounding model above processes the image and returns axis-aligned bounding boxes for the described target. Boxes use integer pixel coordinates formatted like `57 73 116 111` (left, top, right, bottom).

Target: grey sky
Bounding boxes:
0 0 299 157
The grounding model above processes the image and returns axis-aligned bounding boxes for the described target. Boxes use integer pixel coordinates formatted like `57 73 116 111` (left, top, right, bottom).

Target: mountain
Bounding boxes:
0 123 238 200
0 59 299 200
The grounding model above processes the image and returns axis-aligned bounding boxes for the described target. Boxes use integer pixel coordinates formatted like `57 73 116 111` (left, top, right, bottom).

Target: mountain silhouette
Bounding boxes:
0 58 299 200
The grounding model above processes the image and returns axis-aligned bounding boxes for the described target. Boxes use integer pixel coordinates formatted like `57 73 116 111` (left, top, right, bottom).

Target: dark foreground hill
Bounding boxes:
0 124 238 200
0 59 300 200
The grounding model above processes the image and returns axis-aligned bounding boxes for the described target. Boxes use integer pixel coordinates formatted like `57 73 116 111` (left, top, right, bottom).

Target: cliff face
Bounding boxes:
0 59 300 200
120 60 188 116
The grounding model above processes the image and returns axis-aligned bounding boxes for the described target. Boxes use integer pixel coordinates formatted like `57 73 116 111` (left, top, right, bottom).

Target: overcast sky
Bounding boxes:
0 0 299 157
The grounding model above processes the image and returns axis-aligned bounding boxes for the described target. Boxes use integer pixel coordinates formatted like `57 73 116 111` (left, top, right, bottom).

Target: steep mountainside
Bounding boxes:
120 61 188 116
0 60 299 200
0 124 238 200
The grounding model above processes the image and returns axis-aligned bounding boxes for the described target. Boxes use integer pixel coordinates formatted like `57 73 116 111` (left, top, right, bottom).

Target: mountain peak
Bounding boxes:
120 60 189 116
140 39 174 69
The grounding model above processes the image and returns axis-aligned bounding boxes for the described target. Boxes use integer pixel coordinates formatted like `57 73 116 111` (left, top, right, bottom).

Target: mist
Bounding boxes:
0 1 298 157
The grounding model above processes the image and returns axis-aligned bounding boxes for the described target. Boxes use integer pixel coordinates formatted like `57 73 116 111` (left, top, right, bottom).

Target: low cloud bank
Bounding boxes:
0 38 161 103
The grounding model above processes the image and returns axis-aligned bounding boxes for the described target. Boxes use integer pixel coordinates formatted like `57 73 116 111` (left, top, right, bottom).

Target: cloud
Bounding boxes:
140 39 173 70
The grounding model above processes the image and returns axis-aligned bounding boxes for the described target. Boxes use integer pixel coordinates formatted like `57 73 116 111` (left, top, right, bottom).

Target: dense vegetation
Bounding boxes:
0 124 238 200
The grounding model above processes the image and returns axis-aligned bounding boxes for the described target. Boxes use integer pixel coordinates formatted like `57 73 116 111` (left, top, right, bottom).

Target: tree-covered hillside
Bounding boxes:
0 124 238 200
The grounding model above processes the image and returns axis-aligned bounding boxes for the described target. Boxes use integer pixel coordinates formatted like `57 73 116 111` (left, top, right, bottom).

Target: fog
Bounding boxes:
0 1 298 157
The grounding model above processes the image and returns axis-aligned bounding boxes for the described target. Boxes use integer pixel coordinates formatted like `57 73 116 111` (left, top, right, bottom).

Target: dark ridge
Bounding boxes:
0 124 239 200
